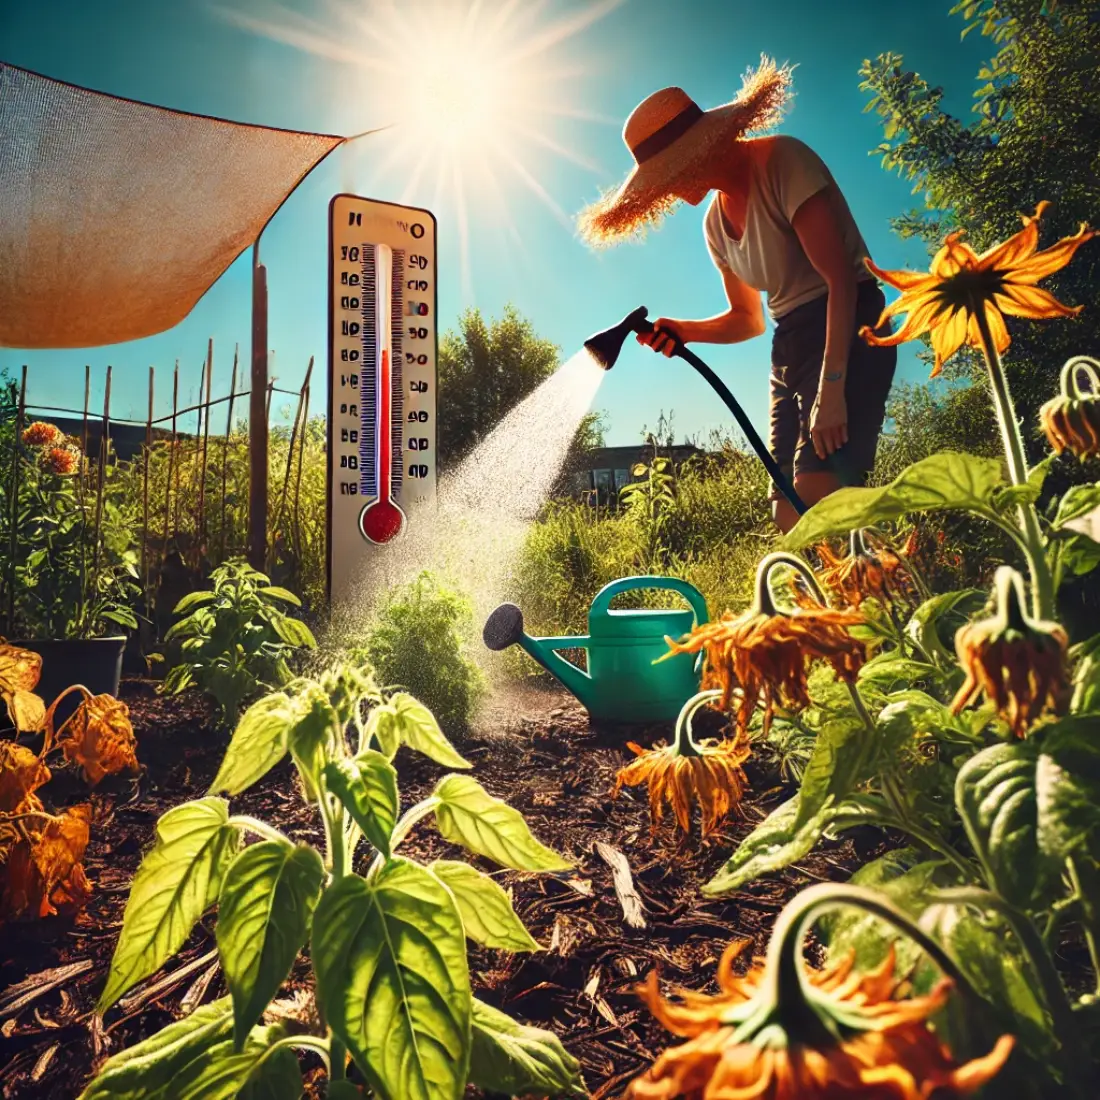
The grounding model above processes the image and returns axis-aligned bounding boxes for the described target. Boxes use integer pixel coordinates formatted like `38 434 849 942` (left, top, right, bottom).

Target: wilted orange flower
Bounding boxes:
666 606 866 736
815 532 914 609
1040 356 1100 460
860 202 1095 377
952 566 1068 738
47 689 139 786
625 940 1014 1100
21 421 62 447
0 741 51 814
41 445 79 475
0 643 46 733
614 736 750 837
0 804 93 921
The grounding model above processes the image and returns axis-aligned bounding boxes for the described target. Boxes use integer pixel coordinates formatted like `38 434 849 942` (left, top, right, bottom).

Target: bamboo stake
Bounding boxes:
172 360 189 540
5 365 27 631
161 362 179 572
273 358 313 552
219 346 239 563
292 383 310 584
141 367 154 598
90 366 112 613
196 338 214 569
77 364 90 629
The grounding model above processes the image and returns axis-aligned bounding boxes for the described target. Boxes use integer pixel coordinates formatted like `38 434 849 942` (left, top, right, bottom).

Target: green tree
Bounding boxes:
438 303 604 470
859 0 1100 456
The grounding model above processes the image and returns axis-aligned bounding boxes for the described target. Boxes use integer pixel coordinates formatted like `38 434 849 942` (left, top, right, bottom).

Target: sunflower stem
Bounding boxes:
755 551 828 613
672 689 721 756
973 309 1055 621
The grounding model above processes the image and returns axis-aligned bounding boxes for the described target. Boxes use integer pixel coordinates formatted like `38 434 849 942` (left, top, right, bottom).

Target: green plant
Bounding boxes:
83 663 583 1100
663 206 1100 1095
620 452 676 572
357 571 486 735
157 558 317 729
2 422 140 640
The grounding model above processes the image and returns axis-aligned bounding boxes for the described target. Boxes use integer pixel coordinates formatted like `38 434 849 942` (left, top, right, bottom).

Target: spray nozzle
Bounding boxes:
583 306 654 370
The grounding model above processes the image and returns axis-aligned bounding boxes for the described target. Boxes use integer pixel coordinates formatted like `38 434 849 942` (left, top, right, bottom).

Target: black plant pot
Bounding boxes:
14 637 127 728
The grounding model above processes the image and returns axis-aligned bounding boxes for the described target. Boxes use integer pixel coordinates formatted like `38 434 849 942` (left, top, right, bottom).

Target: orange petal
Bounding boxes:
1008 223 1097 284
928 308 970 375
863 256 937 291
977 214 1041 272
932 233 978 278
965 304 1011 358
994 283 1084 320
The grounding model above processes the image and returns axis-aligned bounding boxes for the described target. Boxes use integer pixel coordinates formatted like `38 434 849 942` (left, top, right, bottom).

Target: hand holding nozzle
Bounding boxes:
636 317 689 358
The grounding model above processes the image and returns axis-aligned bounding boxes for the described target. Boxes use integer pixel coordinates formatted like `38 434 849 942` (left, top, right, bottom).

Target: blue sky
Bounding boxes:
0 0 993 446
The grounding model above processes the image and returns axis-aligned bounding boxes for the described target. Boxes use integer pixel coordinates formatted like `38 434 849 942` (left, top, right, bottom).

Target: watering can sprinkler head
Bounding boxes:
483 603 526 652
583 306 652 370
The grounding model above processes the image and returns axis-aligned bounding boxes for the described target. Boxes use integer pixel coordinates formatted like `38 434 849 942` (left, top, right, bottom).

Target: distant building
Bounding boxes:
561 443 703 506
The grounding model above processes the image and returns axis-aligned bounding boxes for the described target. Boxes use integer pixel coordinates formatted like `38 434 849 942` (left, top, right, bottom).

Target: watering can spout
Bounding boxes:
482 603 594 703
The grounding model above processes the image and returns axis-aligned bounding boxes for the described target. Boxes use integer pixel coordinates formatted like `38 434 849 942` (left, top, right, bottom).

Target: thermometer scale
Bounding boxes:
327 195 438 603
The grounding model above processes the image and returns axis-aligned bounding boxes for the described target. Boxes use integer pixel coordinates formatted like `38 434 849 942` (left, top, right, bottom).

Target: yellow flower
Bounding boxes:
860 202 1095 376
625 940 1014 1100
613 736 750 837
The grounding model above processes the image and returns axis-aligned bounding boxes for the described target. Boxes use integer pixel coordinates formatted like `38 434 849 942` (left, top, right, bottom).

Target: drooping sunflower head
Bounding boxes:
951 566 1069 738
1039 355 1100 460
21 421 63 447
814 529 915 609
860 202 1095 377
625 938 1014 1100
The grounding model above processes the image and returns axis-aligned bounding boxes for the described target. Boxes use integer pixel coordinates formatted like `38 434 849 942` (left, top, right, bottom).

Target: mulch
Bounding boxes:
1 678 891 1099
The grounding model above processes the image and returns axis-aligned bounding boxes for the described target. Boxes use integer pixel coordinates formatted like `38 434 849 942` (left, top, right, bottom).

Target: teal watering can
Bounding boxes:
483 576 708 724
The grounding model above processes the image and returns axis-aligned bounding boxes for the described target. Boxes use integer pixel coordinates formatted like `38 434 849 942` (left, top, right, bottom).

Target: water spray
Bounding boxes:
584 306 808 516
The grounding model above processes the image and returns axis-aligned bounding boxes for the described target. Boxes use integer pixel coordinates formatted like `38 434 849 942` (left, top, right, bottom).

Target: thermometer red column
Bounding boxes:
359 348 406 543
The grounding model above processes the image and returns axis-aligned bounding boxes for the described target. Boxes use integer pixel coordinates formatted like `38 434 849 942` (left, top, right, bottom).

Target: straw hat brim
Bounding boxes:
578 57 794 247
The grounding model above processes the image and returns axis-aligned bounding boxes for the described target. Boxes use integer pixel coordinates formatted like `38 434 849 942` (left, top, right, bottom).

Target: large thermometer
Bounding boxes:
327 195 437 603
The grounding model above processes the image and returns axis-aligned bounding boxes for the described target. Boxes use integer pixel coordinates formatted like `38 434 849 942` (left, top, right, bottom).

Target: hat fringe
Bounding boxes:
576 55 795 247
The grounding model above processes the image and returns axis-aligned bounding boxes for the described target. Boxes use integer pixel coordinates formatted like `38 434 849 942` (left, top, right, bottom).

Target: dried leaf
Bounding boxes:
0 804 93 921
0 643 45 733
55 694 139 786
0 742 52 813
10 690 46 734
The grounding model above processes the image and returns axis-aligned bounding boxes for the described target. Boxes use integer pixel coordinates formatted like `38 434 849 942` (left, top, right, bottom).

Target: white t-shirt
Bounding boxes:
703 135 874 321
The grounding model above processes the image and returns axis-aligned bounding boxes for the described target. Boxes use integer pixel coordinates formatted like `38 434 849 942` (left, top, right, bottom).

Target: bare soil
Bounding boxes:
1 678 891 1099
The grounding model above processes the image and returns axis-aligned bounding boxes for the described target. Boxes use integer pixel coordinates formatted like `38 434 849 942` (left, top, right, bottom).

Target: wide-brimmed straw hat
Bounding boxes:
577 56 793 247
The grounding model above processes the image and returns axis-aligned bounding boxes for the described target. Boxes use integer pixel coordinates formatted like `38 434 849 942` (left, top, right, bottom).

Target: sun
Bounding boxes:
215 0 622 293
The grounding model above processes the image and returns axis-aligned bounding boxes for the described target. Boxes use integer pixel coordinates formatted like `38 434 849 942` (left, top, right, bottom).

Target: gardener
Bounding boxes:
578 58 897 534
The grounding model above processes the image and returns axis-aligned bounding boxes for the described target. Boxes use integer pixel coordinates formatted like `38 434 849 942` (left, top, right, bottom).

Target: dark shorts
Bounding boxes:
768 279 897 500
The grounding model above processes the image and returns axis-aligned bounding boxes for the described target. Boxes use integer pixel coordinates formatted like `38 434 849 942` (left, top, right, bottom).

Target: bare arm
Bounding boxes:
638 265 766 356
791 187 859 458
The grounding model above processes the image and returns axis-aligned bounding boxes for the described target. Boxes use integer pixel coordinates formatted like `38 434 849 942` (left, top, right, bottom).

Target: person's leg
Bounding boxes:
772 470 842 534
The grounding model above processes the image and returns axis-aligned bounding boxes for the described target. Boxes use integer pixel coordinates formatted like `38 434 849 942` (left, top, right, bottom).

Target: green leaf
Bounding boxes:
169 1032 302 1099
210 693 296 796
1034 717 1100 864
795 713 877 829
1052 483 1100 529
1072 636 1100 714
905 588 986 664
324 753 400 859
956 742 1052 907
857 654 942 686
173 590 216 615
77 998 234 1099
469 997 586 1098
703 797 839 896
819 851 953 981
430 860 540 952
434 775 571 872
99 799 240 1011
258 586 302 606
269 614 317 650
388 693 471 769
238 1045 302 1100
216 841 325 1047
312 861 472 1100
782 453 1005 550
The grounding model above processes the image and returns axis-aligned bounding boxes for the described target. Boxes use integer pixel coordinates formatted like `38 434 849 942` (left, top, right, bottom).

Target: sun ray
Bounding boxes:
453 159 473 301
512 122 603 172
492 140 574 229
498 0 626 66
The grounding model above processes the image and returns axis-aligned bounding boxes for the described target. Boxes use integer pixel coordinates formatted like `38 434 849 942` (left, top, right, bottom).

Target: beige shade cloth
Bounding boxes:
0 62 345 349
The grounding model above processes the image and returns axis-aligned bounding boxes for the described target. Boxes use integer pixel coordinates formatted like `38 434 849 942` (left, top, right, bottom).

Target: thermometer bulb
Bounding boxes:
358 347 406 544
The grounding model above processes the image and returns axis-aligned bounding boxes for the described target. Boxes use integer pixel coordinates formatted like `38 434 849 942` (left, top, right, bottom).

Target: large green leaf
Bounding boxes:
905 588 986 665
1034 717 1100 864
1052 483 1100 530
782 453 1006 549
209 693 296 796
216 841 325 1047
258 586 302 606
956 742 1053 907
433 775 571 872
79 998 233 1098
99 799 240 1011
469 998 586 1098
269 614 317 650
324 753 399 859
1071 635 1100 714
795 713 878 829
172 590 217 616
368 693 471 769
430 860 540 952
703 797 841 896
312 861 472 1100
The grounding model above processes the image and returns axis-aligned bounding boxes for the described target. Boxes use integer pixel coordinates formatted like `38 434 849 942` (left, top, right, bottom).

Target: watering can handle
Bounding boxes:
589 576 708 627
